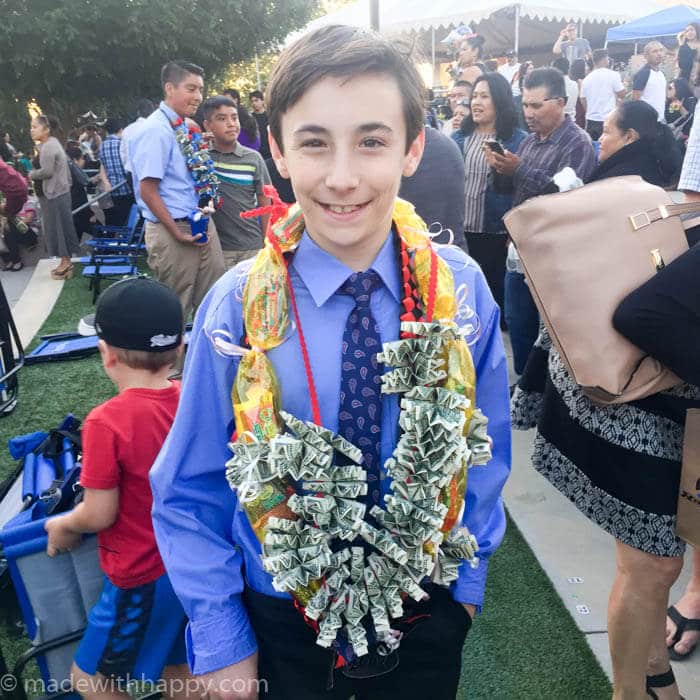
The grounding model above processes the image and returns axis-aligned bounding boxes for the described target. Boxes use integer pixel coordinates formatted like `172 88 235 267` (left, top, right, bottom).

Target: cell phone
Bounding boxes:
485 140 505 155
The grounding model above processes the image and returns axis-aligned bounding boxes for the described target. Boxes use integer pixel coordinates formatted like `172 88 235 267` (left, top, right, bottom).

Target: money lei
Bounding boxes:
225 319 492 661
169 116 223 210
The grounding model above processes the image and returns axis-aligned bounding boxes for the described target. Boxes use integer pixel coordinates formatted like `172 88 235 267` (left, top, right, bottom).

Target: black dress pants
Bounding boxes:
244 583 471 700
613 243 700 386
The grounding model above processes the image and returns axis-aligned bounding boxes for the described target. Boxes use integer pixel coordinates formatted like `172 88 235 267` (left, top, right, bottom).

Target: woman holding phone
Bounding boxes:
678 23 700 81
455 72 525 316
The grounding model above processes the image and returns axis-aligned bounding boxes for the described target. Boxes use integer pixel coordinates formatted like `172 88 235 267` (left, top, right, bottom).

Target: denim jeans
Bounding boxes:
504 270 539 375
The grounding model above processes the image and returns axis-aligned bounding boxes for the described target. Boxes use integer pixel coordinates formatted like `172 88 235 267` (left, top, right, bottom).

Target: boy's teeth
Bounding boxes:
329 204 360 214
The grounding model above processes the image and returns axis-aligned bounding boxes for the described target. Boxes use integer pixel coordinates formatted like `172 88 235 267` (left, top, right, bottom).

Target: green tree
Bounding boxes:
212 0 354 105
0 0 318 131
213 52 279 102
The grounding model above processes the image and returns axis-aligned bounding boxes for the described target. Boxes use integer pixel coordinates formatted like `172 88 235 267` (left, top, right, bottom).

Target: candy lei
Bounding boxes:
225 188 492 663
168 115 223 211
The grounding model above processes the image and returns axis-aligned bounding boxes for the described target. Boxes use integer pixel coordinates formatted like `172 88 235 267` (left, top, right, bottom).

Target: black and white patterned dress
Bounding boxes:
512 326 700 557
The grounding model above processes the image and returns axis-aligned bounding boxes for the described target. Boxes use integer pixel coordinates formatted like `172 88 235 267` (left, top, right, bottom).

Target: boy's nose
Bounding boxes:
324 155 360 191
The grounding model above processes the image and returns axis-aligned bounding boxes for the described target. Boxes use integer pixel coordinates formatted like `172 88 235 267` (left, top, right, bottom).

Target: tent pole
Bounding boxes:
514 4 520 54
255 50 261 91
431 26 436 84
370 0 379 31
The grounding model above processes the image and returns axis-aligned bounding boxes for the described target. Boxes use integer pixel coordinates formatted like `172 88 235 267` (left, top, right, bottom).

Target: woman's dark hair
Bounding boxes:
236 103 259 142
65 144 84 161
223 88 240 105
671 77 693 102
615 100 681 183
459 72 518 142
685 23 700 41
569 58 587 81
35 114 62 139
462 34 486 59
0 141 11 162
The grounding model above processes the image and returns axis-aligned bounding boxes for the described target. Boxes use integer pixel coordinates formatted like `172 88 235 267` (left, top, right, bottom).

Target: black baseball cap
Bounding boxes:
506 50 516 57
95 276 183 352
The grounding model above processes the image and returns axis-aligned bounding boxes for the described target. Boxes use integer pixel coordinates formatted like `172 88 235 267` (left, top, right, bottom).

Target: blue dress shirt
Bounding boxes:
129 101 197 222
150 231 512 675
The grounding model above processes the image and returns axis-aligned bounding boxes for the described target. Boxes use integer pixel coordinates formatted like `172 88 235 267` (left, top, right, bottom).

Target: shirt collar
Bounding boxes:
212 141 244 157
159 101 179 123
534 115 572 146
292 229 401 307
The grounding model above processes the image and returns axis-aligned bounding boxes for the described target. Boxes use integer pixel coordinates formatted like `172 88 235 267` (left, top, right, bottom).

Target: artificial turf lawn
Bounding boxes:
0 270 612 698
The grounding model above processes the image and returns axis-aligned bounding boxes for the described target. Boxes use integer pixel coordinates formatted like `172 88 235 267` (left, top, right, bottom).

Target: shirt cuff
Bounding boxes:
679 175 700 192
80 476 119 489
186 601 258 676
450 557 490 610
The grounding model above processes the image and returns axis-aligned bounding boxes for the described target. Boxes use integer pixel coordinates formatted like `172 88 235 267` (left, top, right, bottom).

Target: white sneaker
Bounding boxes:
78 313 96 336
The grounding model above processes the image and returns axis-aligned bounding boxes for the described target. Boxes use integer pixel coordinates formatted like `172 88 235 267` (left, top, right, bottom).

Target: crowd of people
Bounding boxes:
0 17 698 700
0 83 276 279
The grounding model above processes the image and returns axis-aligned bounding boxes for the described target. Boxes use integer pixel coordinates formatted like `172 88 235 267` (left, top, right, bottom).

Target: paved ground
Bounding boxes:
5 262 700 698
3 260 64 347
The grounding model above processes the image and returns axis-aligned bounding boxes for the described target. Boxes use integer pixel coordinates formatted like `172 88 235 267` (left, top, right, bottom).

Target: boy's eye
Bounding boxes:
300 139 326 148
361 137 385 148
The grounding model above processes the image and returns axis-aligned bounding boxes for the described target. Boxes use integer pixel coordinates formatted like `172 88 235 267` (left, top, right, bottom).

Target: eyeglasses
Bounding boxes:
521 97 563 110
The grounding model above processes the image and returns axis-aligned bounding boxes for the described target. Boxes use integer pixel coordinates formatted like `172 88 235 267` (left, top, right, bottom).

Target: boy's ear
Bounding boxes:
97 339 116 368
268 128 290 179
402 128 426 178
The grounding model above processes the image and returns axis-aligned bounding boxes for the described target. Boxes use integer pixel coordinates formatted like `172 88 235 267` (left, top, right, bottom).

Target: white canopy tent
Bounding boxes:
291 0 663 53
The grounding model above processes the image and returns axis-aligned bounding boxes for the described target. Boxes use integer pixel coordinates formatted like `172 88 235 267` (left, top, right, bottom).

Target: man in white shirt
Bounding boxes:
552 57 579 119
580 49 626 140
120 99 156 175
498 50 520 92
632 41 667 122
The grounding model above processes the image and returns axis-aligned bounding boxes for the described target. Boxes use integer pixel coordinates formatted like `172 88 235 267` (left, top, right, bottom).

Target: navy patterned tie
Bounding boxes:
337 271 383 507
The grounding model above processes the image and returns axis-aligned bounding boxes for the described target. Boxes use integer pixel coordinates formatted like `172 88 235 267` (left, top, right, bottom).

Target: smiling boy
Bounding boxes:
151 26 510 700
130 61 226 321
202 96 272 268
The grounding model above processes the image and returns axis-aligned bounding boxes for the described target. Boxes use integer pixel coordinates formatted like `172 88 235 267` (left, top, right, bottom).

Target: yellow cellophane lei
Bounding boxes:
231 197 476 603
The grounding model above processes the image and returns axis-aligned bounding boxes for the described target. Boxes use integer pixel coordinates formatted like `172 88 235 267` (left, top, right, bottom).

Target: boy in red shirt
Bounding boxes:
45 276 191 699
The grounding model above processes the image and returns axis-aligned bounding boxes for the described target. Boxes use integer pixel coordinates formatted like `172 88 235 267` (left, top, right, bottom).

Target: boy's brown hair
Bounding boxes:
265 25 425 154
111 346 179 372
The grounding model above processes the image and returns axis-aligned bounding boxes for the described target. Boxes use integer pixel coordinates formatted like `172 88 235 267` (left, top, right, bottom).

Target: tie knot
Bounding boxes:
339 270 382 304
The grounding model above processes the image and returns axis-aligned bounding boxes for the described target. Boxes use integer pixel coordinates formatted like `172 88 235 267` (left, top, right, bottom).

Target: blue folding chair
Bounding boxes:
81 254 139 303
82 205 141 251
0 418 93 700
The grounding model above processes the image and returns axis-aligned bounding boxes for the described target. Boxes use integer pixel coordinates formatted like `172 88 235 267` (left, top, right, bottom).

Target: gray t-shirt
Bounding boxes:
561 38 591 64
210 142 271 251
